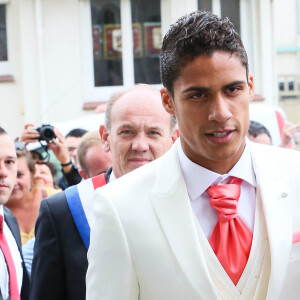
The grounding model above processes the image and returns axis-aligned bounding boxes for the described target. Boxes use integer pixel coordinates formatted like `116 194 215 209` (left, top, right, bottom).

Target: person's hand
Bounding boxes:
19 123 40 145
280 122 300 148
47 128 70 164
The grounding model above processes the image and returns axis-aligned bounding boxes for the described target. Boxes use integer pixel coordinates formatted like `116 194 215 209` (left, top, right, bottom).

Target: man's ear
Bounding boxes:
79 169 88 180
99 125 110 153
248 73 254 102
171 128 180 143
160 88 175 115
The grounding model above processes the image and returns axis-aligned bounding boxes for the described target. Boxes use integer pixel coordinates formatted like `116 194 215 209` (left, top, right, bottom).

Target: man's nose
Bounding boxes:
132 134 150 152
0 161 8 179
208 94 232 122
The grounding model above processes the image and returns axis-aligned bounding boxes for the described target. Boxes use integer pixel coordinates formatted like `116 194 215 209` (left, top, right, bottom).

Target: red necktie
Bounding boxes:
206 177 252 285
0 215 20 300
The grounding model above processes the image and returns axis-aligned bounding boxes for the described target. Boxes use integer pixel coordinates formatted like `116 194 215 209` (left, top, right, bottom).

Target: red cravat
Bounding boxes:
0 215 20 300
207 177 252 285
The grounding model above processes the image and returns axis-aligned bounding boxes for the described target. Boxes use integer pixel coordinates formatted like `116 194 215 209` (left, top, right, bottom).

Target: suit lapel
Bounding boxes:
3 207 22 252
250 143 292 300
149 143 220 299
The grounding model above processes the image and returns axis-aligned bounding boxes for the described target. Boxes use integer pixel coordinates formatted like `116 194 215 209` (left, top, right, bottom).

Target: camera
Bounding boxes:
34 124 56 142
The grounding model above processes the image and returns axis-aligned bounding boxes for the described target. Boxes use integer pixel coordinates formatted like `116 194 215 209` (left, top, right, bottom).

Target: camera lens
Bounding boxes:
40 126 55 141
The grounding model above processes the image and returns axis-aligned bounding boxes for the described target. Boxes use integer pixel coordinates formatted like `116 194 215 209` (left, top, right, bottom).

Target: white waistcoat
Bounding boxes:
193 189 271 300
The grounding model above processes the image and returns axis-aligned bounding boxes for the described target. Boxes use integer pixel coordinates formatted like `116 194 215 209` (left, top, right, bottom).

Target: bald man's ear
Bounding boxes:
99 125 110 153
160 88 175 115
79 169 88 180
171 128 180 143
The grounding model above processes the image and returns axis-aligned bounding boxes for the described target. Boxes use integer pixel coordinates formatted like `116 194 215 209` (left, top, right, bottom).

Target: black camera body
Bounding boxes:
35 124 56 142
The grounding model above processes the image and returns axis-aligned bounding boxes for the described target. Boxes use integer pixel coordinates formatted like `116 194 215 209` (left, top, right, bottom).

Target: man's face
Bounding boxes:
34 164 54 189
0 134 17 205
10 157 31 202
81 145 112 179
101 88 174 178
162 51 254 174
65 136 81 166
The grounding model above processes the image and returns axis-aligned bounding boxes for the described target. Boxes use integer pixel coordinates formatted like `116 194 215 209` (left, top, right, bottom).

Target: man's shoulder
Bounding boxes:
40 190 69 215
250 141 300 173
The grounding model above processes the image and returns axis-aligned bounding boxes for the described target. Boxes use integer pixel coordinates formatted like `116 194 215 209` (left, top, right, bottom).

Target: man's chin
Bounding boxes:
0 195 10 205
125 161 150 173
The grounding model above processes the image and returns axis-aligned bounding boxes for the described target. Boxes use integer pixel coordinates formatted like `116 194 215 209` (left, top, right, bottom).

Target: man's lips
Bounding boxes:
128 158 151 163
206 130 235 143
0 183 9 190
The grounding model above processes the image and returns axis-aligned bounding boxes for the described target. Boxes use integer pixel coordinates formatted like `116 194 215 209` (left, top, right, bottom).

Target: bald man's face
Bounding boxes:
0 134 17 205
101 87 175 178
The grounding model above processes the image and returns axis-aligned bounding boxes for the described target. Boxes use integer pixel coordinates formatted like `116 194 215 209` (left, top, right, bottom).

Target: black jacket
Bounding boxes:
30 168 111 300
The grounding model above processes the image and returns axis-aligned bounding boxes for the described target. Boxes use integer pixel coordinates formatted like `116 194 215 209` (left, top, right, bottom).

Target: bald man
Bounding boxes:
30 84 178 300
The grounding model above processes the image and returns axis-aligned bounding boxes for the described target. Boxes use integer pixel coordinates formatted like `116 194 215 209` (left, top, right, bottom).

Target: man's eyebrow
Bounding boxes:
224 80 247 88
147 125 163 131
6 155 17 160
182 86 211 94
182 81 247 94
118 122 134 127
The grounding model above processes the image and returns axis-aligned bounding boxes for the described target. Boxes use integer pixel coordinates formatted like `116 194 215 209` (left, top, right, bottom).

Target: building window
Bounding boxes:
0 4 7 61
288 81 294 91
91 0 122 87
221 0 240 34
197 0 240 34
90 0 161 88
131 0 161 84
197 0 212 12
279 82 284 91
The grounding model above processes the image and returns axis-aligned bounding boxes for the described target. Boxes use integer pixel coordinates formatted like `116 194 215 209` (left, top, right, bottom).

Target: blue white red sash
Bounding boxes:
65 174 106 249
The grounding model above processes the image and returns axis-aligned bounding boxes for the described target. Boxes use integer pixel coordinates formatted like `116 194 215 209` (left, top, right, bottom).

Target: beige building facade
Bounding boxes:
0 0 276 137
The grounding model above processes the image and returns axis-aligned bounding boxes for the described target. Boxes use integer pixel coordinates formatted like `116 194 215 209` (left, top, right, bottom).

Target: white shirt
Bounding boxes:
177 140 257 239
108 170 117 183
0 205 23 300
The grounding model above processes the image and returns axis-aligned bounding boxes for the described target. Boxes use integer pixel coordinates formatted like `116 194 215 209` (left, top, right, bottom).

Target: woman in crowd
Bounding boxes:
33 161 61 196
5 149 41 245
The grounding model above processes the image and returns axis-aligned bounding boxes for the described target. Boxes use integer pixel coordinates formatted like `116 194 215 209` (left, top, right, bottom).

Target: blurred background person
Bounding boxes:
77 131 112 179
5 149 38 246
279 122 300 149
247 120 272 145
19 124 87 190
33 161 61 195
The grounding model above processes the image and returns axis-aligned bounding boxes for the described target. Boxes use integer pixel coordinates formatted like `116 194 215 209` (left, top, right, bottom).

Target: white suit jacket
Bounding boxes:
86 140 300 300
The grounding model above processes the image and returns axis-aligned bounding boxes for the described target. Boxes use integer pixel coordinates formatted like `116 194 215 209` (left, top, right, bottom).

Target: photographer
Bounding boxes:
19 123 87 190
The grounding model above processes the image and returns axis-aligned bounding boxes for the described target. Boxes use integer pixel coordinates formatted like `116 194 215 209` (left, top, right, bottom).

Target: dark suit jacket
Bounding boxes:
30 169 111 300
1 206 30 300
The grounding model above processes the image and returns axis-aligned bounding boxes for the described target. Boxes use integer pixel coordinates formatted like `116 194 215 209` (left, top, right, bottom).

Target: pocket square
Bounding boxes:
292 232 300 244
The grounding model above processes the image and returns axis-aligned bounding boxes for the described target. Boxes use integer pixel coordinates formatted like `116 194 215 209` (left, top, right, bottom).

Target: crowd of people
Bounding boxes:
1 9 300 300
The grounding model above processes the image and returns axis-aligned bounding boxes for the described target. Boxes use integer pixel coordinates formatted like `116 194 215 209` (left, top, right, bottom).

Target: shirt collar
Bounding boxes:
177 139 257 201
108 170 117 183
0 205 3 217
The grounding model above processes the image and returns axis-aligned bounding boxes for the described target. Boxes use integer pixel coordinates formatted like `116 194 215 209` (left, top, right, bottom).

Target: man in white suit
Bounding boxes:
86 11 300 299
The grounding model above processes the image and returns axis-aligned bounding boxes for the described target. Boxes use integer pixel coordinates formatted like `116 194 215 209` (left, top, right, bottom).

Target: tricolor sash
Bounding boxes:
65 174 106 249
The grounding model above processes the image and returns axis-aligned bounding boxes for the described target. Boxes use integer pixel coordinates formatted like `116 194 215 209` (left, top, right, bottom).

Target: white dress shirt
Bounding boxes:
177 140 257 239
0 205 23 300
108 170 117 183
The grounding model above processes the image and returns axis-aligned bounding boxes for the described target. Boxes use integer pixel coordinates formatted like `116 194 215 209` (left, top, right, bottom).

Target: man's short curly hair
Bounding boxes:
160 10 248 95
